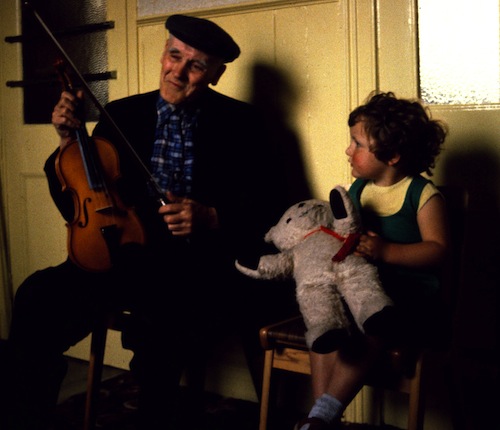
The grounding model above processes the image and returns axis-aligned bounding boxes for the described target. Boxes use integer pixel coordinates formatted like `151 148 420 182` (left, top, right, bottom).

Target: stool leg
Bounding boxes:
84 323 108 430
408 354 425 430
259 349 274 430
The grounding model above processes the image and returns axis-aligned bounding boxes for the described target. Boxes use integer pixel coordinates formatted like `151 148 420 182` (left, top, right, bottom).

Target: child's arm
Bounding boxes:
355 194 449 268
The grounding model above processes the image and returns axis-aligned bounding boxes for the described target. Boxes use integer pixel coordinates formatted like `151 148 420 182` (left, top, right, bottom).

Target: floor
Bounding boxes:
56 357 264 430
57 357 125 405
56 358 401 430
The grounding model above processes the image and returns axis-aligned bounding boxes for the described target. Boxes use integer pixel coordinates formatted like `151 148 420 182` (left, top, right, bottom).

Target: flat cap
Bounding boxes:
165 14 240 63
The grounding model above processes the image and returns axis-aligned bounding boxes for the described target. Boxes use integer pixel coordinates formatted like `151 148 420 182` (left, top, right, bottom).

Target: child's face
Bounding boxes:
346 120 391 183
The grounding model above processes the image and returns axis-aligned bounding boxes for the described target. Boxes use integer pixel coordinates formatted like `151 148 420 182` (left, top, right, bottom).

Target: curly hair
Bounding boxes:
348 92 447 176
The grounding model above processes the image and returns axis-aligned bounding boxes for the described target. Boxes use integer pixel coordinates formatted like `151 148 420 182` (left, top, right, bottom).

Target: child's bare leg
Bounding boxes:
297 336 384 429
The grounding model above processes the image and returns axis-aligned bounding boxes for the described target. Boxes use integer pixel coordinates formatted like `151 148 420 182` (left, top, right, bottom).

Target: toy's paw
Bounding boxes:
235 254 260 271
311 328 350 354
363 306 399 338
235 260 261 278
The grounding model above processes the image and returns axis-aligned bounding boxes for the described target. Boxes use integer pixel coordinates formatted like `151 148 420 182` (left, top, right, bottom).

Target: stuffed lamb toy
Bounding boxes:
236 185 394 353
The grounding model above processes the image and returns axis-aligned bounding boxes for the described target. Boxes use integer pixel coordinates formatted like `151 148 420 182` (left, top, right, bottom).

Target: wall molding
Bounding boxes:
137 0 338 25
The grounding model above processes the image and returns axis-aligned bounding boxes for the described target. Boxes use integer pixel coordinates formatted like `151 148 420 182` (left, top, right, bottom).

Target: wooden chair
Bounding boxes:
83 309 209 430
258 186 467 430
83 310 130 430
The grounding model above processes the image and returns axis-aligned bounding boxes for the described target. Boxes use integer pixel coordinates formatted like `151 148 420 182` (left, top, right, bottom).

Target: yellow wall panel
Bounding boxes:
137 24 166 92
137 2 352 199
273 2 350 197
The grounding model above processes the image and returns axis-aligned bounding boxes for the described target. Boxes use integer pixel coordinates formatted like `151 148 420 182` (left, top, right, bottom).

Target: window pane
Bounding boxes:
418 0 500 105
138 0 253 16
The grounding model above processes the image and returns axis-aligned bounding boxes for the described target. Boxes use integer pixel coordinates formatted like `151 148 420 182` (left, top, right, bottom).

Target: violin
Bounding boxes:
55 62 146 272
25 2 169 272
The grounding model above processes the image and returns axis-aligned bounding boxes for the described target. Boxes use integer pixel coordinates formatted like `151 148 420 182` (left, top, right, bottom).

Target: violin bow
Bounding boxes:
23 1 168 206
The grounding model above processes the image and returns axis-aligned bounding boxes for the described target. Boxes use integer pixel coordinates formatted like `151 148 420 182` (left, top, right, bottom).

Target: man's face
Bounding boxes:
159 36 226 105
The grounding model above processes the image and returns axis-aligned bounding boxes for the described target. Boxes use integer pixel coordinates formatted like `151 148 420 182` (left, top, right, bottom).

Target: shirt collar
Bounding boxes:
156 96 200 125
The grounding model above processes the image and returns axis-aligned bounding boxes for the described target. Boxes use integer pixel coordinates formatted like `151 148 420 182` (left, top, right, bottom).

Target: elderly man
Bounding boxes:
3 15 296 429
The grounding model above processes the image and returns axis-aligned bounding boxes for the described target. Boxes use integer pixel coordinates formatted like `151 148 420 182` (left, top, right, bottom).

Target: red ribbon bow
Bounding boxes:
304 226 360 262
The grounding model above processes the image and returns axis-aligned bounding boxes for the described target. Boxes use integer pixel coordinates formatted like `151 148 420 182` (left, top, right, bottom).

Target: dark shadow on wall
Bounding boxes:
249 62 313 209
236 63 313 400
439 141 500 430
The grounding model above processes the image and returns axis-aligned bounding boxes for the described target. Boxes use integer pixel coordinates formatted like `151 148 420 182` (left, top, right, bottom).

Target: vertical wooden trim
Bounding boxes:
106 0 137 100
344 0 378 183
348 0 378 109
126 0 139 95
0 180 13 339
375 0 419 98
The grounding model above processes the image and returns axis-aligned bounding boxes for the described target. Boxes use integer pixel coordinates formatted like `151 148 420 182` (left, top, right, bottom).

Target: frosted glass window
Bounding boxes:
418 0 500 105
138 0 253 16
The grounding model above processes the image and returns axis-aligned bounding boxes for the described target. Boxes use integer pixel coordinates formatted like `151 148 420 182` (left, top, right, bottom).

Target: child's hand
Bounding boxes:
355 231 386 261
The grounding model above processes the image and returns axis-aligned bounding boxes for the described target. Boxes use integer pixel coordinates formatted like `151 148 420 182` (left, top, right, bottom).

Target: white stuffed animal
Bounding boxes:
236 185 394 353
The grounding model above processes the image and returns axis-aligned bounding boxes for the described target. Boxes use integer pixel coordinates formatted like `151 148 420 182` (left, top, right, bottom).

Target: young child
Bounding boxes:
296 92 448 430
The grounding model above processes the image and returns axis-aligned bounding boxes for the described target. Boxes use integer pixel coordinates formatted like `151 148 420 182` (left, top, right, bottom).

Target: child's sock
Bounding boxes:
299 393 344 430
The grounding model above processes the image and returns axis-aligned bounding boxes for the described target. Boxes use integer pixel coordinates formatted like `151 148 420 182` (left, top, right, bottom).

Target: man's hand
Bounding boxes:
51 90 82 147
158 191 219 236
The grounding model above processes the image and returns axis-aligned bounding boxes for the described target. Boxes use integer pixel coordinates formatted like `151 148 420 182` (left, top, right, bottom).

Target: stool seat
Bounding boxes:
260 315 419 377
260 316 308 350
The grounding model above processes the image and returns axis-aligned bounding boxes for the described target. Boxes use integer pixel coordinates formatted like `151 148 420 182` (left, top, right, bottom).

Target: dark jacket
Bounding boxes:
44 88 284 263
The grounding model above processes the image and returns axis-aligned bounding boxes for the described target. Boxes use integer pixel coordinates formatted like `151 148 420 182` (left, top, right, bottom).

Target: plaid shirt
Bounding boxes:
150 96 199 196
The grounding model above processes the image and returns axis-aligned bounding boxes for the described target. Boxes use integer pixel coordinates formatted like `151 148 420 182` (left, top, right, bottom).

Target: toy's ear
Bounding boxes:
330 188 348 219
